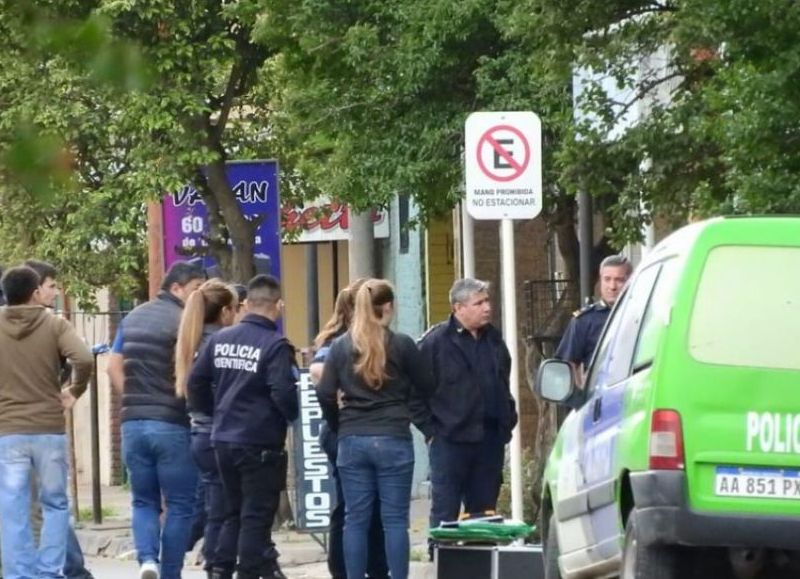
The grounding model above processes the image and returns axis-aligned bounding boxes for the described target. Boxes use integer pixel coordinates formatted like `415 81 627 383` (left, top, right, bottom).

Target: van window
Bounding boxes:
586 263 660 390
689 245 800 371
632 258 680 369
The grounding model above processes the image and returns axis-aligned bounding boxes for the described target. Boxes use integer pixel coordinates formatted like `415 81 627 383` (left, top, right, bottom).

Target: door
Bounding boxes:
576 263 662 564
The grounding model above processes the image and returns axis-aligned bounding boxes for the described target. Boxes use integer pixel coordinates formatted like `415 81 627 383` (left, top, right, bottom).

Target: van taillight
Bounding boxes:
649 410 685 470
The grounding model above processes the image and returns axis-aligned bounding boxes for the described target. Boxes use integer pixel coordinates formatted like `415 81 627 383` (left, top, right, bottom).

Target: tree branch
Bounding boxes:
606 69 684 122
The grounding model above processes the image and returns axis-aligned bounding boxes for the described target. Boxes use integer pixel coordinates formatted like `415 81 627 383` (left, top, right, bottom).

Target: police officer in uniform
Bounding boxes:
417 278 518 559
556 255 632 382
188 274 298 579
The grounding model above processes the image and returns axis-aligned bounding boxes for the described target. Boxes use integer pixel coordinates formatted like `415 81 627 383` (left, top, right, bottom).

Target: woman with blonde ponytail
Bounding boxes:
318 279 435 579
310 279 388 579
174 279 238 572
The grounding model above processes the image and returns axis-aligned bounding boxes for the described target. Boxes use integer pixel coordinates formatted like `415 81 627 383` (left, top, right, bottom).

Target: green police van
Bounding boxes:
536 217 800 579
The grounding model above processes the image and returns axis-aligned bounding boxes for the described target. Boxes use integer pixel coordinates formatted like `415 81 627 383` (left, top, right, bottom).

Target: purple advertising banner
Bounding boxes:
162 160 281 278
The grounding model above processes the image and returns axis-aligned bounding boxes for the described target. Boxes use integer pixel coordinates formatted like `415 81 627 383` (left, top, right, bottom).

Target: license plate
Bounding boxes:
715 466 800 499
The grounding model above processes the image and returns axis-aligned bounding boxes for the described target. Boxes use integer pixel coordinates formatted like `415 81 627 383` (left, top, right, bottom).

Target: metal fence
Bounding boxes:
522 278 575 358
68 310 128 350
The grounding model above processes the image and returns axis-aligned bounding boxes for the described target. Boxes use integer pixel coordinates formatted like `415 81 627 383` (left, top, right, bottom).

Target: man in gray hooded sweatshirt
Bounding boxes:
0 266 92 579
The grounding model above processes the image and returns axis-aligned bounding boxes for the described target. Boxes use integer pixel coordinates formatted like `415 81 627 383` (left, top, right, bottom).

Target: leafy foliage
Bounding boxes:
3 0 800 300
0 3 147 304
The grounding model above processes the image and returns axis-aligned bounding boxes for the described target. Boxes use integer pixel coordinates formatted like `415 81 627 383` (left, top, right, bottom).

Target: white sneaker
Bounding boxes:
139 561 160 579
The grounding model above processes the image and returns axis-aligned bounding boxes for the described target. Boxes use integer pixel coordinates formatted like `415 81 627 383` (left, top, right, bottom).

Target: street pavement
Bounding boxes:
85 557 435 578
76 484 435 579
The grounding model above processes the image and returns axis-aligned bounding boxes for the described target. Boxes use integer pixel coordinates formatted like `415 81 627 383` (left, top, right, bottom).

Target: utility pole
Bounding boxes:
578 191 593 305
147 202 164 299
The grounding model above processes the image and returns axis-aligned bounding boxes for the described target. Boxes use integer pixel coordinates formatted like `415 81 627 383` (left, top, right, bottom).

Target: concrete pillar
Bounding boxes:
348 210 375 281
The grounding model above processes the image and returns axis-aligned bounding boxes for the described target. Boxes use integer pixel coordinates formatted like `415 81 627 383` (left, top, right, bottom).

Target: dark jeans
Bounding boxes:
337 435 414 579
428 428 506 530
214 442 286 576
122 420 198 579
321 427 388 579
190 432 225 570
65 526 93 579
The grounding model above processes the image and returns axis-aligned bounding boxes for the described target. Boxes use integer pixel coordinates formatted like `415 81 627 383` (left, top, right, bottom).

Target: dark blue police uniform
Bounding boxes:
188 314 298 579
417 315 518 537
555 300 611 369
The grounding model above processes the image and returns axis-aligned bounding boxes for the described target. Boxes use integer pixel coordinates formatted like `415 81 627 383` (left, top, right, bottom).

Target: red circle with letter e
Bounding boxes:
476 125 530 182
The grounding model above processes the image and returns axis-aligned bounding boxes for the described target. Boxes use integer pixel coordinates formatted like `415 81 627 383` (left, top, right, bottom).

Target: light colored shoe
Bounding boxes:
139 561 160 579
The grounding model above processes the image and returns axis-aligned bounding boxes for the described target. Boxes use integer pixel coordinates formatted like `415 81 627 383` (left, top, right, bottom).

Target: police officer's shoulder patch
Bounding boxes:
572 303 595 318
417 321 447 344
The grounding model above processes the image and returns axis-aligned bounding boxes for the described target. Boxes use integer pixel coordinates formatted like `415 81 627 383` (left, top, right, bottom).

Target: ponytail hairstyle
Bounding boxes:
175 278 238 397
351 279 395 389
314 278 368 349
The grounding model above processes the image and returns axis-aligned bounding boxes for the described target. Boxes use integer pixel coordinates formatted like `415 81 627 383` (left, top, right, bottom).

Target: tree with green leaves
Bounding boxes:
530 0 800 243
1 1 295 286
0 4 148 304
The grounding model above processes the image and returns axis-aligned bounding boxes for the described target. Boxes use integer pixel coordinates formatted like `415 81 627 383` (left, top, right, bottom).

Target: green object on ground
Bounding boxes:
429 520 534 543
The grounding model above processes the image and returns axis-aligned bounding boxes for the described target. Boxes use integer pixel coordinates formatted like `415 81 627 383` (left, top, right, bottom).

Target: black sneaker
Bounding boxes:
261 567 287 579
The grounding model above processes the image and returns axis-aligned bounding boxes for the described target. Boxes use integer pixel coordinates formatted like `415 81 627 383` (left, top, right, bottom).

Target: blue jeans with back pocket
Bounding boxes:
122 420 197 579
337 435 415 579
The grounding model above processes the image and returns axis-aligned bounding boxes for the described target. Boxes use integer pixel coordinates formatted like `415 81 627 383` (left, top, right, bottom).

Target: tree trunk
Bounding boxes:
204 157 258 282
190 112 260 283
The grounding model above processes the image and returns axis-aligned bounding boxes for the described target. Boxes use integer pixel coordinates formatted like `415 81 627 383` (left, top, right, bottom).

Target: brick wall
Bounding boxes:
472 218 552 449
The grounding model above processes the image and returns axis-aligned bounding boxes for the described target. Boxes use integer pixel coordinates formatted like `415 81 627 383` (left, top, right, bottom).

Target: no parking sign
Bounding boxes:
465 112 542 220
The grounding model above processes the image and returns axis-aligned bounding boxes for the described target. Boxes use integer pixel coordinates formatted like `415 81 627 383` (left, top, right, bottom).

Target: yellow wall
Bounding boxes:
280 241 348 360
425 217 456 326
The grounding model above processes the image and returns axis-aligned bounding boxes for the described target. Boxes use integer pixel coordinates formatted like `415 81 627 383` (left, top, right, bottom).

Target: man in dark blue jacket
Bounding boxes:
416 278 518 550
189 274 298 579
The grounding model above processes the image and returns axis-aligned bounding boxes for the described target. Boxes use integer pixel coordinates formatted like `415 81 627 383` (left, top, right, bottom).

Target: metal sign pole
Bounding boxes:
501 219 524 521
461 202 476 278
465 111 542 524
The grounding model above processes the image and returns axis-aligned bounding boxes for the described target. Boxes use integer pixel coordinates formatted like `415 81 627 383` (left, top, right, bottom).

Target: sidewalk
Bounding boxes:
75 484 434 578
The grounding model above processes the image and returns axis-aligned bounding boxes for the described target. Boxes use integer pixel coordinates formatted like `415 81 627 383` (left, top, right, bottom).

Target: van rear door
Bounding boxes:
673 244 800 517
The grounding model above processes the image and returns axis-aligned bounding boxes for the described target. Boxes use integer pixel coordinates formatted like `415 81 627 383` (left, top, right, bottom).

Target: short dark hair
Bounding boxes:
24 259 57 282
2 266 41 305
161 261 206 291
246 274 281 307
232 284 248 303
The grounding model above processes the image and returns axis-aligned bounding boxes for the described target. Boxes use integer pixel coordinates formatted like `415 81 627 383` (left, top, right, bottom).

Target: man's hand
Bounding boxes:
61 391 77 410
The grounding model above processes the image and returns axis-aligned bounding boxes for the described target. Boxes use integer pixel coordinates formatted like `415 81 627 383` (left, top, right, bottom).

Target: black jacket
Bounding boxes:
416 316 518 443
121 291 187 426
188 314 299 448
317 330 435 440
188 323 222 434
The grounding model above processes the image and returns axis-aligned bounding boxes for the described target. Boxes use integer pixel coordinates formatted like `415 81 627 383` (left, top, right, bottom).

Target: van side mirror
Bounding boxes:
535 359 579 407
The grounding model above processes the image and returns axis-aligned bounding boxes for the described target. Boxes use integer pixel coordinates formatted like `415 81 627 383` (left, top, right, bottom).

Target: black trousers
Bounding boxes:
429 428 506 528
321 426 388 579
214 442 286 576
190 432 226 570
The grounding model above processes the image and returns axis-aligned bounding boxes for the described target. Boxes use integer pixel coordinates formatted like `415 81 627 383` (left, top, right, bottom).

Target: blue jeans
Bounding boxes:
0 434 69 579
122 420 197 579
337 435 414 579
320 426 388 579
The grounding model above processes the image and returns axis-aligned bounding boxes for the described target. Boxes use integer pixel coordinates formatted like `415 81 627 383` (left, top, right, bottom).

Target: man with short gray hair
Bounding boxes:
556 254 632 381
416 278 518 554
